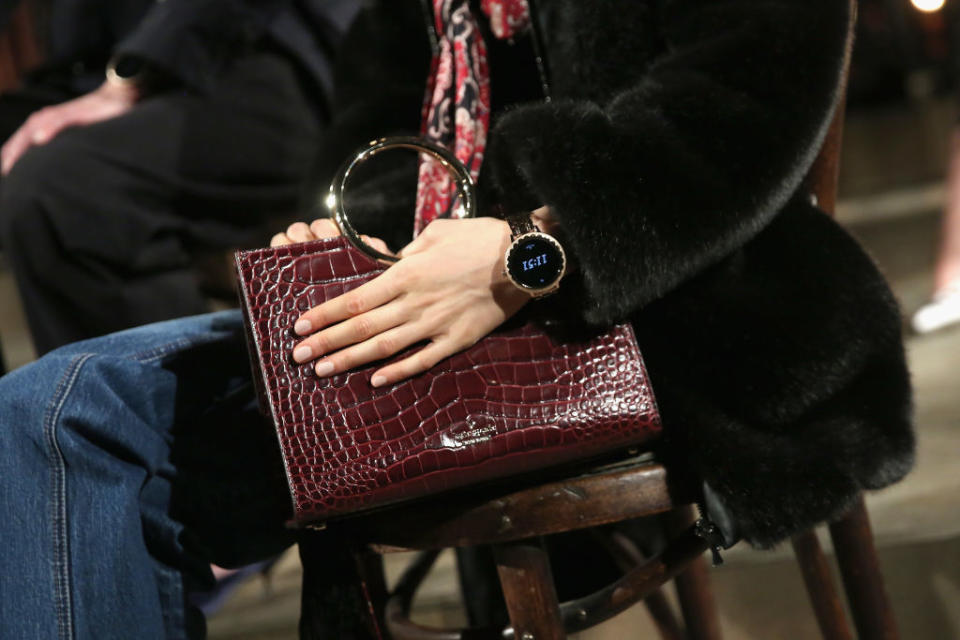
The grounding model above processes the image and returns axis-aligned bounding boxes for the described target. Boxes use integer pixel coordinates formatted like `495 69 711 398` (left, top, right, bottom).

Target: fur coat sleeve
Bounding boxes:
486 0 852 326
482 0 913 547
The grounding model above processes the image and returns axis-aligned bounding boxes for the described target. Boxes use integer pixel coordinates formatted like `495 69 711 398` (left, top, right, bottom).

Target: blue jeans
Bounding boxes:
0 311 296 639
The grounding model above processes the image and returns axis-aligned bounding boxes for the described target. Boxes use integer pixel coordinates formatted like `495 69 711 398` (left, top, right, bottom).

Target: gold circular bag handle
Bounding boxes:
325 136 477 264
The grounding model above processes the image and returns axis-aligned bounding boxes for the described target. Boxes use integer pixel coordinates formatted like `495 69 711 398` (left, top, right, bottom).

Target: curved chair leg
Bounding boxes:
383 523 711 639
643 590 686 640
791 530 854 640
601 530 684 640
828 497 899 640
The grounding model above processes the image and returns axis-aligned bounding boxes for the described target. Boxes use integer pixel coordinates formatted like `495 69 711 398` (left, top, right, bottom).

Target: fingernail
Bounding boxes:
294 319 312 335
371 375 387 388
292 345 312 363
315 361 335 377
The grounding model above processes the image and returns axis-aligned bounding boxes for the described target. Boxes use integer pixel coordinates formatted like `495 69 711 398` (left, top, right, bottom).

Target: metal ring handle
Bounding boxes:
325 136 477 263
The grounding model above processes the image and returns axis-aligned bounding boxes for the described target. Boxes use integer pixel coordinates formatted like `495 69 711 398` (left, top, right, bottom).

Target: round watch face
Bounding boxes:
506 233 565 291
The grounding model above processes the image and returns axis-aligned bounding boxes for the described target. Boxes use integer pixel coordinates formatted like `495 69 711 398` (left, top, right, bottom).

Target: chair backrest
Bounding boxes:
805 0 856 217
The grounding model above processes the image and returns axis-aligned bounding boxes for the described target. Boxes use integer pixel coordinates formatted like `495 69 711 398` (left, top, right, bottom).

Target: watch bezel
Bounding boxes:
504 230 567 296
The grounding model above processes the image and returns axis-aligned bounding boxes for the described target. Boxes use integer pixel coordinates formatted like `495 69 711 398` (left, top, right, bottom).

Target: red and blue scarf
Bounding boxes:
414 0 531 235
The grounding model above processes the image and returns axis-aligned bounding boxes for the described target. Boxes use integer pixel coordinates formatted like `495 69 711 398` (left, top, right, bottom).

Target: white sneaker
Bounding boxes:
912 283 960 334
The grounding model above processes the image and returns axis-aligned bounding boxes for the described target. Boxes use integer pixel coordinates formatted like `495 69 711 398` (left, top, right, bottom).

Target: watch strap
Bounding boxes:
506 213 536 239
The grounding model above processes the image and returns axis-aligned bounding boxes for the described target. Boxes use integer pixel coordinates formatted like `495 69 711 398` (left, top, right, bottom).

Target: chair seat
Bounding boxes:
339 453 698 552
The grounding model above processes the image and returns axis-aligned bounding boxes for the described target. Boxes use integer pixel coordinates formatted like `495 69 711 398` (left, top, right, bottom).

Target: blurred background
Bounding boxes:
0 0 958 638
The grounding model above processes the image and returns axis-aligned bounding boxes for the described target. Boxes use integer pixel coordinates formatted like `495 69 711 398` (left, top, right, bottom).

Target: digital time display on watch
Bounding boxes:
506 234 565 290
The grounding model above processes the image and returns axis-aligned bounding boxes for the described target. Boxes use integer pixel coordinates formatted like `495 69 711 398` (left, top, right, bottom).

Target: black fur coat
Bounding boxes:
310 0 914 548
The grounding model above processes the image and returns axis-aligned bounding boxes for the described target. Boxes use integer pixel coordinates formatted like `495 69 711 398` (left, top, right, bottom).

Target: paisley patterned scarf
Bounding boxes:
413 0 531 235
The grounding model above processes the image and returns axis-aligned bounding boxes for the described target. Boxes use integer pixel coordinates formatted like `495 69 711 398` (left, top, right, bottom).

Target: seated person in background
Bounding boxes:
0 0 359 355
0 0 915 638
0 0 154 139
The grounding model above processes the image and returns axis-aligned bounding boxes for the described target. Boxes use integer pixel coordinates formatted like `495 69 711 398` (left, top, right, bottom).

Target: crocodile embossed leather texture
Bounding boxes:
235 236 661 524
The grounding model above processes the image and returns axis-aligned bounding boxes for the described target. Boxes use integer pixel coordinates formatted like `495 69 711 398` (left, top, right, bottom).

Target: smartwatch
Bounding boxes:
503 213 566 297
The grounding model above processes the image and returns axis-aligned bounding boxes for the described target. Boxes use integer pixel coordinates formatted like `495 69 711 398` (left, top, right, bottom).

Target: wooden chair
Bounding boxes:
306 454 722 640
299 2 900 637
301 459 895 640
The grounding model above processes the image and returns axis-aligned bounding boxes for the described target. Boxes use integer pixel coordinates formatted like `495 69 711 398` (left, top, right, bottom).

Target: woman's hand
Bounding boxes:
291 217 531 387
270 218 391 255
270 219 339 246
1 80 140 175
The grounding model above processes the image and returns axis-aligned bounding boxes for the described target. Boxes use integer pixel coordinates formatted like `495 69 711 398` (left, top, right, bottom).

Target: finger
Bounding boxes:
285 222 316 244
294 269 402 335
1 126 33 175
2 109 65 174
309 218 341 239
292 303 409 364
360 235 392 256
369 337 456 387
309 323 430 378
270 232 293 247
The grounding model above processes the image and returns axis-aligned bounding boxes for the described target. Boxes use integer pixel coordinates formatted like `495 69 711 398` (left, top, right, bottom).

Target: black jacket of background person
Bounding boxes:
0 0 359 112
309 0 916 549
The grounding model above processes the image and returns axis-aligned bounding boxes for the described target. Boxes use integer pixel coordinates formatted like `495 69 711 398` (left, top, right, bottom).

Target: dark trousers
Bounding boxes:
0 49 323 355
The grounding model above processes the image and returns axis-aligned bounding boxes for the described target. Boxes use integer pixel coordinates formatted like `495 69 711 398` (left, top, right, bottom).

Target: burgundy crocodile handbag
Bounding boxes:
234 139 661 526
